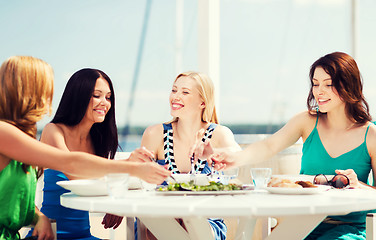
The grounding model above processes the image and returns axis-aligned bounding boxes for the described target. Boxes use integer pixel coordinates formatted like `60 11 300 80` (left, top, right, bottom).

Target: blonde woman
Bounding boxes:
0 56 170 240
141 71 240 240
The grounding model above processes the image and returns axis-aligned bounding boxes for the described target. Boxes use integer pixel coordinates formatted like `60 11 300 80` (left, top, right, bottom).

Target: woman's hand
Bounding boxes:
335 169 361 188
189 129 214 163
207 151 238 171
133 162 171 184
127 146 155 163
102 214 123 229
31 211 54 240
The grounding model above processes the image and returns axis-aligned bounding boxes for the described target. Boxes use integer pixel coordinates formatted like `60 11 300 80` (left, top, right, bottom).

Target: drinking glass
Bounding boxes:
250 168 272 190
220 168 239 185
105 173 129 199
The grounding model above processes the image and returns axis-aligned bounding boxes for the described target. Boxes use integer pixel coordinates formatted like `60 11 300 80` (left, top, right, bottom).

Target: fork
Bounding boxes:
150 157 177 183
207 160 217 181
190 153 195 183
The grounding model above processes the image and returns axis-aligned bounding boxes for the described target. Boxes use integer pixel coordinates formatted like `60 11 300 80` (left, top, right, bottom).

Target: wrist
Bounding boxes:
32 212 40 225
122 161 138 177
32 209 49 225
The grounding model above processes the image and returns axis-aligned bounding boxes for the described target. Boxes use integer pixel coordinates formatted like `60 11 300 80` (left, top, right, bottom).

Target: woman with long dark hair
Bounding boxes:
34 68 161 239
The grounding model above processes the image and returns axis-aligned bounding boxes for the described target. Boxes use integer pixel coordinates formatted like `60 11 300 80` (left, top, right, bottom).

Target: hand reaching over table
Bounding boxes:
126 146 155 163
207 151 241 171
131 161 171 184
189 126 241 167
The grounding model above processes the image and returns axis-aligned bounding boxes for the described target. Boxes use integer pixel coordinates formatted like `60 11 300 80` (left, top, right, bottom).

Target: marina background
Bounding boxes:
2 0 376 151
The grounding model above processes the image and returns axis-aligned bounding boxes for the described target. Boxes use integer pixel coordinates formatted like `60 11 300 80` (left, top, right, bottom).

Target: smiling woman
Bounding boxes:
200 52 376 240
86 78 112 123
27 68 121 240
140 71 241 240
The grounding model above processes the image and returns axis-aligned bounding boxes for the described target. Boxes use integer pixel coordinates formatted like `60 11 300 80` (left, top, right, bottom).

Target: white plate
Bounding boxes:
57 179 108 196
265 185 331 195
155 189 253 196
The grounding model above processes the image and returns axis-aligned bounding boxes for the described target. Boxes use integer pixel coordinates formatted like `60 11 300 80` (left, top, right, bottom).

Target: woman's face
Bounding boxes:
312 67 344 113
169 76 205 119
84 77 111 124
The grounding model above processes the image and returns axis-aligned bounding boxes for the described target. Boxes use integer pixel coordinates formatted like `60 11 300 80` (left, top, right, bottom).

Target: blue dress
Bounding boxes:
28 169 100 240
301 116 372 240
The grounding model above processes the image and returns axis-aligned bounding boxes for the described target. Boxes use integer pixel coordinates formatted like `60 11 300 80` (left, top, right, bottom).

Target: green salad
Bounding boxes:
157 181 242 192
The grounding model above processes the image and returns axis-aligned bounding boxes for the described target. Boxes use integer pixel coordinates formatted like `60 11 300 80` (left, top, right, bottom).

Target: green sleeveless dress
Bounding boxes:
0 160 36 240
301 116 372 240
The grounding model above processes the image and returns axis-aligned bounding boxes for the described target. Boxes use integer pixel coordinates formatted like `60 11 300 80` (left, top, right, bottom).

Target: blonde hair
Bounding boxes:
0 56 54 138
171 71 218 124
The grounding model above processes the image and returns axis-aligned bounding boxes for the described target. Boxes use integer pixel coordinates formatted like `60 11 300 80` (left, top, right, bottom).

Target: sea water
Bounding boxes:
118 134 271 152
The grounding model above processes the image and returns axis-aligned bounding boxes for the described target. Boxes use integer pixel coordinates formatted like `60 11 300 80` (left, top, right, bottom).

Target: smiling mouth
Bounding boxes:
94 109 106 114
171 103 183 110
318 99 330 105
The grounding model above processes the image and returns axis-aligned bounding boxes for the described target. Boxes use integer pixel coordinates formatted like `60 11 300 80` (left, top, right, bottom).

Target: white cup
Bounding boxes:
250 168 272 190
105 173 129 199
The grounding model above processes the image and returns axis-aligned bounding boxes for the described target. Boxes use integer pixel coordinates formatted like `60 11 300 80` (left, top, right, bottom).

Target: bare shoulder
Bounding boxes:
41 123 65 138
290 111 316 125
365 123 376 160
0 120 18 131
142 124 164 138
141 123 165 154
0 120 10 131
212 124 235 138
288 111 316 129
0 121 19 142
210 124 240 149
366 123 376 145
40 123 67 146
43 122 63 133
0 121 33 137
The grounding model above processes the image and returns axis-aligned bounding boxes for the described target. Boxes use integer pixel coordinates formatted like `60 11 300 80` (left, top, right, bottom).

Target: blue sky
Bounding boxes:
1 0 376 129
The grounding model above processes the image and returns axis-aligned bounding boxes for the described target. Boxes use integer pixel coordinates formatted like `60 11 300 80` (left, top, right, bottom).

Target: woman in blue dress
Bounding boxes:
141 71 241 240
198 52 376 240
30 68 166 240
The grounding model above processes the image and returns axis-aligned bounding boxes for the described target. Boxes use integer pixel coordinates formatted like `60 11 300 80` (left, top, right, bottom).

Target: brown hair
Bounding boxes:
307 52 371 123
0 56 54 173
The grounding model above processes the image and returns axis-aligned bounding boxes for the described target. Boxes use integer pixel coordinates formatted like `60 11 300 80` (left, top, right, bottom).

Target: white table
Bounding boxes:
61 188 376 240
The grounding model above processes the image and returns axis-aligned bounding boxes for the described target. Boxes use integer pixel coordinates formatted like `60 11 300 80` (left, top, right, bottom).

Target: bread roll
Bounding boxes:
277 182 303 188
267 177 302 188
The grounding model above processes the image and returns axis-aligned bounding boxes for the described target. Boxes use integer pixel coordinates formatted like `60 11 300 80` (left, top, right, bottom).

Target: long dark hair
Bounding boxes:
307 52 371 123
52 68 118 159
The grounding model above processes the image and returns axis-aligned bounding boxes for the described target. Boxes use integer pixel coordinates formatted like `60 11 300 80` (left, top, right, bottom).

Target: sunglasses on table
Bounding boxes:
313 174 350 189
